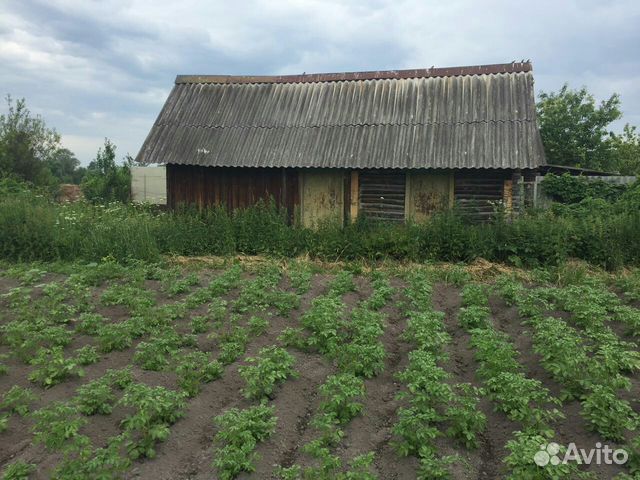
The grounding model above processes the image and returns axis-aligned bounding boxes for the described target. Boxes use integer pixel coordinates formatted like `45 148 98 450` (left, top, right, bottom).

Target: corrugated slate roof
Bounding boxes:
136 62 546 169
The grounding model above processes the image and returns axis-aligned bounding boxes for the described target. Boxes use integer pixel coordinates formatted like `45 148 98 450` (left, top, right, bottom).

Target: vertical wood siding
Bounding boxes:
405 171 452 222
166 164 299 221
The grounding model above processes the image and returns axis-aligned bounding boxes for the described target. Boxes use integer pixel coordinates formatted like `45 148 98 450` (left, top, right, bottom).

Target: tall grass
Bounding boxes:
1 186 639 269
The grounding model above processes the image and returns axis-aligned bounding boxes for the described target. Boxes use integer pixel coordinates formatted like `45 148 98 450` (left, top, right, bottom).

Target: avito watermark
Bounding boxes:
534 442 628 467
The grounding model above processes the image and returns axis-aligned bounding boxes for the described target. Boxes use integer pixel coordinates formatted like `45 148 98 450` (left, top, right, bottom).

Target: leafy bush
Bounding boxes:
542 173 628 204
1 182 640 269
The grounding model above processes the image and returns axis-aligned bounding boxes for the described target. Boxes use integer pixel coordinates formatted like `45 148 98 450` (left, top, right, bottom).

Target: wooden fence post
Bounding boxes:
350 171 359 223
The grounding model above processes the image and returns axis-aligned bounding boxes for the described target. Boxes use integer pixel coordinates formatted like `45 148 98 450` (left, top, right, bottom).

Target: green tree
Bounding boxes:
82 139 131 202
45 148 86 184
537 85 622 171
0 95 60 184
611 124 640 175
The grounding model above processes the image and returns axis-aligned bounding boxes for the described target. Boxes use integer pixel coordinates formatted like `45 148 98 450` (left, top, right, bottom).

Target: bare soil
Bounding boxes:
1 267 638 480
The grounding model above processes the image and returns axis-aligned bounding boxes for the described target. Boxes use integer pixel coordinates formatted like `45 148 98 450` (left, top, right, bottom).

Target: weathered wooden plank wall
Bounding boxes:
454 169 514 220
166 164 299 221
405 171 452 222
299 169 345 228
359 170 406 222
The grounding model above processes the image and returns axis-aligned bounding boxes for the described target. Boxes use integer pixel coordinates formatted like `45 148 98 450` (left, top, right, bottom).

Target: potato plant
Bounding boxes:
1 460 36 480
502 279 640 445
278 450 377 480
162 271 200 296
74 378 116 415
100 283 155 313
75 312 106 335
74 345 100 366
1 386 37 416
393 272 486 476
335 307 385 378
328 271 356 296
96 321 134 353
504 431 593 480
51 433 131 480
300 294 345 354
287 262 313 294
133 329 193 371
239 346 297 400
29 346 84 388
175 351 223 397
217 326 250 365
213 404 277 480
581 384 638 441
31 401 87 451
462 284 564 435
118 383 187 459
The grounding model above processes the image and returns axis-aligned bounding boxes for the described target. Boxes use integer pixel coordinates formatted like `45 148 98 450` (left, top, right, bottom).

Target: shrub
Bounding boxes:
542 173 628 204
1 181 640 270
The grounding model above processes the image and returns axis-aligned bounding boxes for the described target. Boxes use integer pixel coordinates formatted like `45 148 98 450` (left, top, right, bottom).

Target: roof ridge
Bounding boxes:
175 62 532 85
154 119 536 129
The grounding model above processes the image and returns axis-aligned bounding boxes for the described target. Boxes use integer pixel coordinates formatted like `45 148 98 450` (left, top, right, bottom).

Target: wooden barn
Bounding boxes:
136 62 546 224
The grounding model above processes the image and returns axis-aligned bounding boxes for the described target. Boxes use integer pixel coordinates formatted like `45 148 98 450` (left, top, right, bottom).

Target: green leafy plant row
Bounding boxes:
212 404 277 480
495 277 640 443
391 272 486 479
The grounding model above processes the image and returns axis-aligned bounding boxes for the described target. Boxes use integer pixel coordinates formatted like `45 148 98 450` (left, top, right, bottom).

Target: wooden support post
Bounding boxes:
503 179 513 214
449 172 455 208
350 170 359 223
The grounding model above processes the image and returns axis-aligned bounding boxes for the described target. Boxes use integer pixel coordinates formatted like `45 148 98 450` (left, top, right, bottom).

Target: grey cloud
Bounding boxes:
0 0 638 164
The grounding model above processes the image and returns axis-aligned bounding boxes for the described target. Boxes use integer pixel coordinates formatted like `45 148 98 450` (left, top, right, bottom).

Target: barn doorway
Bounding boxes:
358 170 406 222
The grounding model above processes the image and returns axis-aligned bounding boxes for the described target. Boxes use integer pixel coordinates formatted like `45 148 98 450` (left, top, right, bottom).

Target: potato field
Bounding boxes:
1 259 640 479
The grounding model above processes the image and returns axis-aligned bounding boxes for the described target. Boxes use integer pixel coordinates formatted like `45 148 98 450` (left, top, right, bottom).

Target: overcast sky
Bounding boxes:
1 0 639 165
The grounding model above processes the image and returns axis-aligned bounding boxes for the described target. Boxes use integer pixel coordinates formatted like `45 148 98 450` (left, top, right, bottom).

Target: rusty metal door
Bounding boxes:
359 171 406 222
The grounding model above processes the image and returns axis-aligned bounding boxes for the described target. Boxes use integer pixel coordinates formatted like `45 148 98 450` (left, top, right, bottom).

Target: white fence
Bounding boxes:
131 166 167 205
